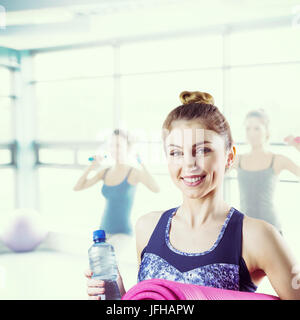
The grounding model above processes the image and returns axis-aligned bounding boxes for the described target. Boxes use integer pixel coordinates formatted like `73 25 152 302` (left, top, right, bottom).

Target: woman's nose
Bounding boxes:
184 151 204 169
184 152 197 167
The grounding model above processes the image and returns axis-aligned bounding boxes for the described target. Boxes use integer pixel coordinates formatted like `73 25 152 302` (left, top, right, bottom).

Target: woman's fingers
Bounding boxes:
87 279 105 288
136 154 142 164
284 135 294 143
84 269 93 279
294 137 300 143
87 286 105 296
88 295 101 300
85 269 106 299
95 154 103 162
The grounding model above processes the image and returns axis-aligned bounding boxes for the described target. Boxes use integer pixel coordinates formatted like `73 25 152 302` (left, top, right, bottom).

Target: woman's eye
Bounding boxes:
170 148 211 156
196 148 211 154
170 151 182 156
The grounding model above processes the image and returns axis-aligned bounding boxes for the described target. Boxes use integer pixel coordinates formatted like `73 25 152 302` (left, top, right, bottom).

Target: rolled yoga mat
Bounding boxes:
122 279 280 300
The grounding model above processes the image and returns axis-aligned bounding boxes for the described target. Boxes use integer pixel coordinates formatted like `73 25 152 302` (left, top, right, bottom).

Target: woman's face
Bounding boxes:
245 116 269 147
165 120 231 200
109 134 129 163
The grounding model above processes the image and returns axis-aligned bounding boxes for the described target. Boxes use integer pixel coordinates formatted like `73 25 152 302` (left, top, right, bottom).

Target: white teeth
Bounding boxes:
183 177 202 183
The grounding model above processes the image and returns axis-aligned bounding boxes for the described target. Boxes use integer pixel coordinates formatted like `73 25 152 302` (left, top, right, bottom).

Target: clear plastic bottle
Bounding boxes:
88 230 121 300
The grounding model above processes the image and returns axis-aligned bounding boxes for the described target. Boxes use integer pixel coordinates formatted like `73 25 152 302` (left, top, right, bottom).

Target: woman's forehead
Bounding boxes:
245 117 265 126
165 124 219 146
110 134 126 143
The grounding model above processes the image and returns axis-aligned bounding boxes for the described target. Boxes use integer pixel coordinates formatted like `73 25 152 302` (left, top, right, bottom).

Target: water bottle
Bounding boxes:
88 230 121 300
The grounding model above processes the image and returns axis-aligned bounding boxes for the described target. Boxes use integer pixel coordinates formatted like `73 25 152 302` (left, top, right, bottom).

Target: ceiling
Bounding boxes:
0 0 299 50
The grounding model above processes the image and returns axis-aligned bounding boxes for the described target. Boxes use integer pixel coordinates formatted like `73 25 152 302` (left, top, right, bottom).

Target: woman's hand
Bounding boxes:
136 153 142 164
284 135 300 151
89 154 105 170
85 269 106 300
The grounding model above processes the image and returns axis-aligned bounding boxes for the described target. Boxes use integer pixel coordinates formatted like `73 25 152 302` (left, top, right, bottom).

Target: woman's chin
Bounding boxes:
180 187 205 199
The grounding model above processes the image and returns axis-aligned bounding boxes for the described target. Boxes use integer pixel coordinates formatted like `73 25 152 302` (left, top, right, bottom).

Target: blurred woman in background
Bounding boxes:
232 109 300 233
73 129 160 238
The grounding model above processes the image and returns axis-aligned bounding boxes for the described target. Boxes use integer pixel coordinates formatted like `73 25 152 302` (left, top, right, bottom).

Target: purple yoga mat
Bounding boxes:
122 278 280 300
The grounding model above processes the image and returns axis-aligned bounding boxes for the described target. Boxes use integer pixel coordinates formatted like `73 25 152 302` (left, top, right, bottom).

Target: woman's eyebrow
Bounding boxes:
167 141 211 149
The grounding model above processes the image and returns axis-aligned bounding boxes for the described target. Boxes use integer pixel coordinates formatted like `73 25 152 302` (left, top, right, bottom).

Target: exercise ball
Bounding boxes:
0 208 48 253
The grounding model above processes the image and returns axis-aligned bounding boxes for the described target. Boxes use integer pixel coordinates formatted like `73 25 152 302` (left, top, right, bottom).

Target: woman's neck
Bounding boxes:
114 157 129 167
113 162 128 170
250 144 268 154
178 188 229 229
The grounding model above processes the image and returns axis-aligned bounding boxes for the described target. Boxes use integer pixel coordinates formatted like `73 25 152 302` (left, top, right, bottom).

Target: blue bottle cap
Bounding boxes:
88 155 107 161
93 230 106 241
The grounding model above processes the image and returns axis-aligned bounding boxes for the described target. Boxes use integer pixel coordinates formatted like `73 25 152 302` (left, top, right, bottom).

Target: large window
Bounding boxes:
34 47 116 233
0 97 12 141
0 168 14 212
120 35 223 74
228 27 300 66
226 64 300 143
38 168 103 234
36 79 114 141
34 47 115 141
34 46 114 81
120 69 223 132
0 67 12 96
0 65 14 216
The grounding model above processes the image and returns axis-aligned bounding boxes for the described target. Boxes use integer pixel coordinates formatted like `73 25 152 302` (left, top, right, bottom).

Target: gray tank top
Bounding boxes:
236 154 282 231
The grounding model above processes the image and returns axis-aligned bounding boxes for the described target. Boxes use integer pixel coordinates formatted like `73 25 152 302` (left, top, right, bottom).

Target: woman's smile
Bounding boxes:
180 174 207 187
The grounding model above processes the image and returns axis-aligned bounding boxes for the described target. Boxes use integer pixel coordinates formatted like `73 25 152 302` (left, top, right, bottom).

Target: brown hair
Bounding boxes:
245 109 269 131
113 129 132 147
162 91 233 151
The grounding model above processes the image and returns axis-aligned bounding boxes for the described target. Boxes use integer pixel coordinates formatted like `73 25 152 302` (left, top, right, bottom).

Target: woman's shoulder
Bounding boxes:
135 208 175 240
271 153 288 174
242 214 281 270
135 209 168 231
243 214 275 235
242 214 280 242
272 152 289 165
125 165 141 182
135 209 170 262
96 166 111 180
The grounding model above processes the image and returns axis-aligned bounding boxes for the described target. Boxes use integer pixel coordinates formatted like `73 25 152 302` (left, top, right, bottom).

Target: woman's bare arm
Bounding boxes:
278 136 300 177
246 218 300 300
135 162 160 193
135 211 164 266
73 166 106 191
275 154 300 178
73 155 107 191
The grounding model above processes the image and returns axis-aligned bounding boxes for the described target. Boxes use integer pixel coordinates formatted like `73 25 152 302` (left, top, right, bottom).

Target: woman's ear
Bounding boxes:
226 145 236 169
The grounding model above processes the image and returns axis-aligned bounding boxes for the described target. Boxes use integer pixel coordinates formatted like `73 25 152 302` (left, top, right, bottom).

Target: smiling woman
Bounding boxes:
165 127 227 195
86 90 300 300
162 91 234 203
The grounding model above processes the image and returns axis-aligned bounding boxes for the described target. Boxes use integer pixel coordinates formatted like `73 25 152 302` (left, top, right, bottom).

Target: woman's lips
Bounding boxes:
180 175 206 187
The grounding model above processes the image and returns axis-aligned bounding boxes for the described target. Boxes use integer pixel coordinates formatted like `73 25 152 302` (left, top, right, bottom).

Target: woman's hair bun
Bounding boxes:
179 91 215 105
